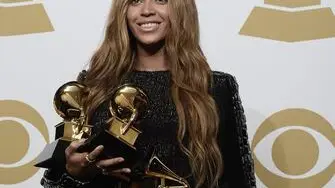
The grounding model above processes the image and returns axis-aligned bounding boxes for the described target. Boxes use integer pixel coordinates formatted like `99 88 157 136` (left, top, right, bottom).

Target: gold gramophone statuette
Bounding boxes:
107 85 189 187
107 84 148 149
76 84 148 166
53 81 92 140
35 81 92 168
144 155 190 188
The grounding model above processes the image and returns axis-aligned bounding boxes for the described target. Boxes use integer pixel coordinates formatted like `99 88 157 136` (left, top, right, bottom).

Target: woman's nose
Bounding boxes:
140 0 156 16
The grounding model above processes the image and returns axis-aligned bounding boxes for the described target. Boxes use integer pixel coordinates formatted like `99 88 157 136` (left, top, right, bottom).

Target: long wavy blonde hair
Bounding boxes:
84 0 223 187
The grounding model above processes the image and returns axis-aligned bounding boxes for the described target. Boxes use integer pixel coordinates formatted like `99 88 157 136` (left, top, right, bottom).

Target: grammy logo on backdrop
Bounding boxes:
239 0 335 42
0 0 54 36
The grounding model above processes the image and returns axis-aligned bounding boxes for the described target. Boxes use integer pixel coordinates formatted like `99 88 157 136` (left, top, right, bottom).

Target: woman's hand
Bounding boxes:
95 157 131 181
65 139 131 181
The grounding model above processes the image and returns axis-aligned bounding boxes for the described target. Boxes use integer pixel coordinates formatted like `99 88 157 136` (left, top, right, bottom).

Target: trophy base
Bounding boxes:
34 138 70 169
77 129 138 168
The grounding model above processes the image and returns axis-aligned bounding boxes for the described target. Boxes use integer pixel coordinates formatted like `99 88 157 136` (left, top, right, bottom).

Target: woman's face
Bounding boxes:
127 0 170 46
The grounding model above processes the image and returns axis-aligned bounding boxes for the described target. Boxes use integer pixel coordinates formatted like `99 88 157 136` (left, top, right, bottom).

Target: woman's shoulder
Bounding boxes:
211 70 239 93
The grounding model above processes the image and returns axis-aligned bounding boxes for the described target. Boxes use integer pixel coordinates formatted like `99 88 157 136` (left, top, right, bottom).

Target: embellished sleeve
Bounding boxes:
40 169 90 188
40 168 122 188
214 72 256 188
225 74 256 188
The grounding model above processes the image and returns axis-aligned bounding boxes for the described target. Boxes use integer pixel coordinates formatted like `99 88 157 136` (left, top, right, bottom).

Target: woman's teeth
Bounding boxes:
140 23 159 30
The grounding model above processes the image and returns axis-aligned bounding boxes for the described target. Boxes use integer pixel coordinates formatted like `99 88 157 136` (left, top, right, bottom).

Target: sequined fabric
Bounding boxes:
41 71 256 188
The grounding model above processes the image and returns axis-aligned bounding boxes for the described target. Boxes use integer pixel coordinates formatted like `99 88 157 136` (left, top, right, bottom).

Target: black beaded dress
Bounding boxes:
40 70 256 188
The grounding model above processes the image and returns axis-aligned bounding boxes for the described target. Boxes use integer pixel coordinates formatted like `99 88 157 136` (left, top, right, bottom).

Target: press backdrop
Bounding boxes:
0 0 334 187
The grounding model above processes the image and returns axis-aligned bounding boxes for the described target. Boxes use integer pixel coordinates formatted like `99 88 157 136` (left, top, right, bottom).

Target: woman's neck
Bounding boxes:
134 41 168 71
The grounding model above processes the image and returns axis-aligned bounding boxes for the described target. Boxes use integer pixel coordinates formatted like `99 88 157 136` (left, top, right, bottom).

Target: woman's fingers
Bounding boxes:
95 157 131 180
111 168 131 174
65 139 86 158
84 145 104 165
64 141 106 179
95 157 125 168
97 167 131 181
109 172 131 181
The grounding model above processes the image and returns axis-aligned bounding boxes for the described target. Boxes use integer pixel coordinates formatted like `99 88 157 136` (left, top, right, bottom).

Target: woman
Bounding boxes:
41 0 256 187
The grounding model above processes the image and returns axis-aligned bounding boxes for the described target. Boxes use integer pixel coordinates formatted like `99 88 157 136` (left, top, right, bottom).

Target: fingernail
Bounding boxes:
118 158 124 162
124 168 131 173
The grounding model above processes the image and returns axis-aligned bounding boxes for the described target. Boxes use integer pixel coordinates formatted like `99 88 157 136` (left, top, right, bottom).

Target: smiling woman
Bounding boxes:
40 0 256 188
127 0 169 45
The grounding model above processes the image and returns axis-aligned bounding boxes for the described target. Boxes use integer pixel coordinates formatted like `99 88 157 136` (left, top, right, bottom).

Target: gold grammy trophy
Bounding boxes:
76 84 190 187
107 84 149 150
144 155 190 188
77 84 149 167
35 81 92 168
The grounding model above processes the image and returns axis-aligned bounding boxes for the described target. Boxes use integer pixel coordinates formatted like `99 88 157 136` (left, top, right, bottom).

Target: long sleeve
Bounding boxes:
40 169 90 188
40 168 123 188
214 72 256 188
224 74 256 187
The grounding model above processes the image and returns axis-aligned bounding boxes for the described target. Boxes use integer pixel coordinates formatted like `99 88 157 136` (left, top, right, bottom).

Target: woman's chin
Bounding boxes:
139 39 160 46
136 38 165 51
137 36 164 46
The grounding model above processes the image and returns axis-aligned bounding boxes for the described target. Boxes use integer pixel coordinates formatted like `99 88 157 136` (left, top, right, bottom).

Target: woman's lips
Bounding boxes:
137 22 161 32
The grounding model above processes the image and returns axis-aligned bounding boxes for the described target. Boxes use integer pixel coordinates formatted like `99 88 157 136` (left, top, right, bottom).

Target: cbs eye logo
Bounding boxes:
252 108 335 188
0 0 54 36
0 100 49 184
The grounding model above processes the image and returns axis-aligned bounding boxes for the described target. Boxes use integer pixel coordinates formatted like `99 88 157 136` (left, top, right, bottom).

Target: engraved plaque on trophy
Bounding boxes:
77 84 148 168
34 81 92 169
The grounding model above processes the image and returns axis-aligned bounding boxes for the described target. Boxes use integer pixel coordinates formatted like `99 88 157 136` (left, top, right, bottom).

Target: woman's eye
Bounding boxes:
131 0 142 5
130 0 168 5
155 0 168 4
